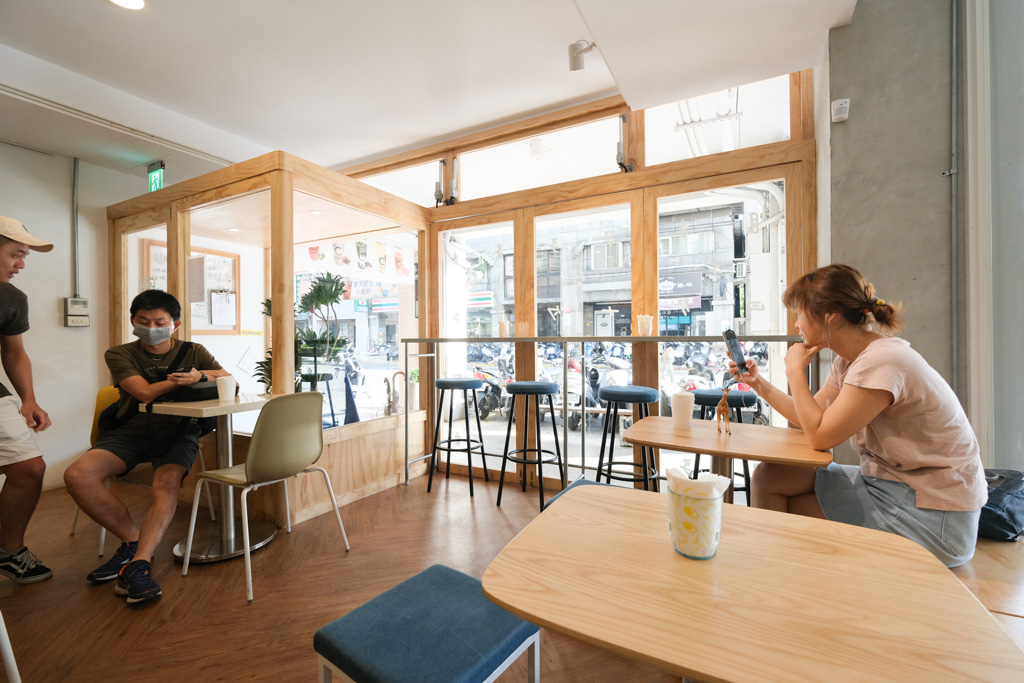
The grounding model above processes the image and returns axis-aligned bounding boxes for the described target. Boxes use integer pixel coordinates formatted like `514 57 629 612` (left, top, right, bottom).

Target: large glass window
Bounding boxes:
535 204 632 336
645 75 790 166
438 221 516 470
459 117 621 201
360 159 443 208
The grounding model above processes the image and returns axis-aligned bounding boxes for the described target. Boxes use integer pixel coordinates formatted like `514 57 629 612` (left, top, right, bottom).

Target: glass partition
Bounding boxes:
438 221 516 470
645 75 790 166
361 159 443 208
459 117 621 200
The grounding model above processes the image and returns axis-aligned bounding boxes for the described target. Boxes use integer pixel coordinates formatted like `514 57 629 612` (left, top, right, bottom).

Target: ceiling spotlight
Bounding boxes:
110 0 145 9
310 210 324 216
568 40 596 72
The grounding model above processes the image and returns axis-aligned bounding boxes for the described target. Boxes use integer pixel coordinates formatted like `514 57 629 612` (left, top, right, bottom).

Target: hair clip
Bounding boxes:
876 298 884 305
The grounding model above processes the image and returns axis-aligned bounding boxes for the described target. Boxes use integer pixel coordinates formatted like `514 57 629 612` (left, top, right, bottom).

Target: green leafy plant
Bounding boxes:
410 368 419 382
298 273 347 362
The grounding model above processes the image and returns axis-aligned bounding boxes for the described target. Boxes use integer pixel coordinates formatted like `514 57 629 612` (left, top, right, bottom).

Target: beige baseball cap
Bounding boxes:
0 216 53 252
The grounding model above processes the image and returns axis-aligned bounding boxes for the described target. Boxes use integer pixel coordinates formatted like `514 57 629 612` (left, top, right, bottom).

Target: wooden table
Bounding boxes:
624 416 832 502
482 485 1024 682
142 393 269 562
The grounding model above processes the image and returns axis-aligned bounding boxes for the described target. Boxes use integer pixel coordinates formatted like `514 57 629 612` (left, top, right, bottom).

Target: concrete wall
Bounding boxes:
0 143 139 489
828 0 956 384
990 0 1024 470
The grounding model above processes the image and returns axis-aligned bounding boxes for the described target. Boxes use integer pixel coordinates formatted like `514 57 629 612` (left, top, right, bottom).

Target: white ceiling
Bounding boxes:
0 0 855 184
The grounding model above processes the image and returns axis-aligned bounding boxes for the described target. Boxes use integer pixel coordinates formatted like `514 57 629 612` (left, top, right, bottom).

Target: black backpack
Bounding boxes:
978 469 1024 541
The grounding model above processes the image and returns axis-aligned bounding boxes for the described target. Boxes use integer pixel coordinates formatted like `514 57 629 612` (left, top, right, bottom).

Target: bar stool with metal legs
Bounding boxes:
496 381 566 511
427 378 488 497
595 385 661 491
691 388 756 504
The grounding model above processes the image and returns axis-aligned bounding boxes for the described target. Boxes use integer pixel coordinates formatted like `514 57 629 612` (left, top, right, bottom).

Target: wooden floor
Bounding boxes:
0 475 678 683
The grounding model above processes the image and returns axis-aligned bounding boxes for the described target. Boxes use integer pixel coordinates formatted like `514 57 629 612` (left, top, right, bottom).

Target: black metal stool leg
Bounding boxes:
596 400 613 483
607 402 620 485
520 397 531 492
445 389 455 480
463 389 474 497
472 390 489 482
547 394 566 489
496 398 516 507
535 395 545 510
427 389 446 492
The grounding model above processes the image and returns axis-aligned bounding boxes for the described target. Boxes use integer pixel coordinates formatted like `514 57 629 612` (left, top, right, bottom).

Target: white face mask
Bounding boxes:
133 323 173 346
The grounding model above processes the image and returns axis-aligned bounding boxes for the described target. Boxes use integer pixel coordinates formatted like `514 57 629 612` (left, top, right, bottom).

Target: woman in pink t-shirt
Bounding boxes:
728 264 986 567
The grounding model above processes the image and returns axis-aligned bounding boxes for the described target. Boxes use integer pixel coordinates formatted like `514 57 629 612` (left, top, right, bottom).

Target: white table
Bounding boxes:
141 393 269 562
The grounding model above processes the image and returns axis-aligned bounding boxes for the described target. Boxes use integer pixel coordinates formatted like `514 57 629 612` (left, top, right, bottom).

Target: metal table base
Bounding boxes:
173 519 277 563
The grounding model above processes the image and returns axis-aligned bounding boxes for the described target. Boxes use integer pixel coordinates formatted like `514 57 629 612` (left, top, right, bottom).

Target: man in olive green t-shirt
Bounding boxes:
64 290 232 604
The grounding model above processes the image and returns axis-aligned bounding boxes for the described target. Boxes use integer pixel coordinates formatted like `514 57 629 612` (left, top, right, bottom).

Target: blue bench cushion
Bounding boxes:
314 564 539 683
691 388 757 408
598 385 659 404
436 377 483 391
506 381 559 395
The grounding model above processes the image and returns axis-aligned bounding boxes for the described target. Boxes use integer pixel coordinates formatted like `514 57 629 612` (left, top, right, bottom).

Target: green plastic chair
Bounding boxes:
181 392 350 602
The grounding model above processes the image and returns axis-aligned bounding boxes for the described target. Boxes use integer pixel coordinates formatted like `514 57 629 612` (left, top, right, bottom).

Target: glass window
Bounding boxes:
438 221 516 470
360 159 442 208
645 75 790 166
292 230 419 426
459 117 621 200
656 179 788 430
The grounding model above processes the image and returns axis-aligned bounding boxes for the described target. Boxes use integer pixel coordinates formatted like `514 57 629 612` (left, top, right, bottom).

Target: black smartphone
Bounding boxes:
171 365 194 374
722 330 747 375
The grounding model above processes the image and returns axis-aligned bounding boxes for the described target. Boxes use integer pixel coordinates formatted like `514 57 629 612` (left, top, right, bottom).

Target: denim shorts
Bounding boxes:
92 422 201 477
0 396 44 466
815 462 980 568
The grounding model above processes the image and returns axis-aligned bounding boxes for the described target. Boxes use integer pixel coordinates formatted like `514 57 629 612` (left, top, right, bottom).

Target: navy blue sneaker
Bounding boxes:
114 559 162 604
0 546 52 584
87 541 138 582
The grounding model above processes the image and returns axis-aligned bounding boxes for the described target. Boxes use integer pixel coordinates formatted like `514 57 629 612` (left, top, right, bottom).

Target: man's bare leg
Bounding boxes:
0 457 45 550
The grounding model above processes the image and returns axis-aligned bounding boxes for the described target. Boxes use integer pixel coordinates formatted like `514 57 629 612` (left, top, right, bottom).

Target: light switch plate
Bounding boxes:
65 315 90 327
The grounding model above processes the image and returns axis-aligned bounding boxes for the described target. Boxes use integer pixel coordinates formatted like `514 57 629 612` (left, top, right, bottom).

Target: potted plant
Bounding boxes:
408 367 420 411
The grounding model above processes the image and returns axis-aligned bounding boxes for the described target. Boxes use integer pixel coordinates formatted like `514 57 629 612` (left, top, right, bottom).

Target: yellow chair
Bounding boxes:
182 392 350 602
69 385 215 555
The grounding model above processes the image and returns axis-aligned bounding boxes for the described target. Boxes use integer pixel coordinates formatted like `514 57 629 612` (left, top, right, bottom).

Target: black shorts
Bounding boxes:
92 421 201 476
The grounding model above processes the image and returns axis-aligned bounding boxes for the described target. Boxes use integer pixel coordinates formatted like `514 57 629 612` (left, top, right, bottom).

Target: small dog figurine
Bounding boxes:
716 386 732 434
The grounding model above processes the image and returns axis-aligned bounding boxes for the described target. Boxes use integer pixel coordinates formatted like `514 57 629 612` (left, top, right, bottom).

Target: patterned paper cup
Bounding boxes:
668 489 724 560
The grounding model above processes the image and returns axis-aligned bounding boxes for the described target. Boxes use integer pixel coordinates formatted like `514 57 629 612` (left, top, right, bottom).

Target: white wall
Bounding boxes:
0 143 140 489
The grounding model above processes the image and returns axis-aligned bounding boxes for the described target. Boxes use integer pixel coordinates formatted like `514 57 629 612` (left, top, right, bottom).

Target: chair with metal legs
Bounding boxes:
496 381 566 511
427 378 488 497
594 385 660 491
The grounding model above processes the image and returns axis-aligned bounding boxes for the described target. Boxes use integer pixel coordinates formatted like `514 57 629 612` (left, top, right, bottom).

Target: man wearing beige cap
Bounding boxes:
0 215 54 584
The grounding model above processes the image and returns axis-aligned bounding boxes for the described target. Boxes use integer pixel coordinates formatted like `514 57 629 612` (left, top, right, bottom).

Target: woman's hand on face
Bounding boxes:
785 342 826 376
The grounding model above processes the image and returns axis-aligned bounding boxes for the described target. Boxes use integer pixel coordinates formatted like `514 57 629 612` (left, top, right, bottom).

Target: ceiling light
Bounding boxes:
310 210 324 215
568 40 596 72
228 228 240 232
110 0 145 9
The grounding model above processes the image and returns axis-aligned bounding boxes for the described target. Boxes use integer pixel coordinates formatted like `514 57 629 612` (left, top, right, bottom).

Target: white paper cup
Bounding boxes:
669 489 724 560
216 375 237 402
671 391 695 426
637 314 654 336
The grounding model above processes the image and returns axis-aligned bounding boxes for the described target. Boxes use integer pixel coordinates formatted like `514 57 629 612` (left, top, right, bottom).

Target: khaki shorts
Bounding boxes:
0 396 45 466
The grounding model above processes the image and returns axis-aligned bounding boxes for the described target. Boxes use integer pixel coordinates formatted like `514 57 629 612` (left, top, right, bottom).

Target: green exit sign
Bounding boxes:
147 161 164 192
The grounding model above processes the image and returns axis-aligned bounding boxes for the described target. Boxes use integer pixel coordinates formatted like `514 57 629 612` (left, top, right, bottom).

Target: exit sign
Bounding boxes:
147 161 164 192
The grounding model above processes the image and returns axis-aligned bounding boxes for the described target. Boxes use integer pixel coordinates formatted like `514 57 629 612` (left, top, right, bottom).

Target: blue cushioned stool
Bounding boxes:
595 385 660 491
691 388 756 505
428 378 487 497
497 381 566 511
314 564 540 683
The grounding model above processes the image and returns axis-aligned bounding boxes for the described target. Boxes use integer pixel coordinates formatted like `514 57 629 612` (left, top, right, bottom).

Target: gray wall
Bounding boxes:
829 0 956 383
990 0 1024 470
827 0 956 464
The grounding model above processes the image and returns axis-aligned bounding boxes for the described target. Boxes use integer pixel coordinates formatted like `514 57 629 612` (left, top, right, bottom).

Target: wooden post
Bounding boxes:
270 171 295 394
